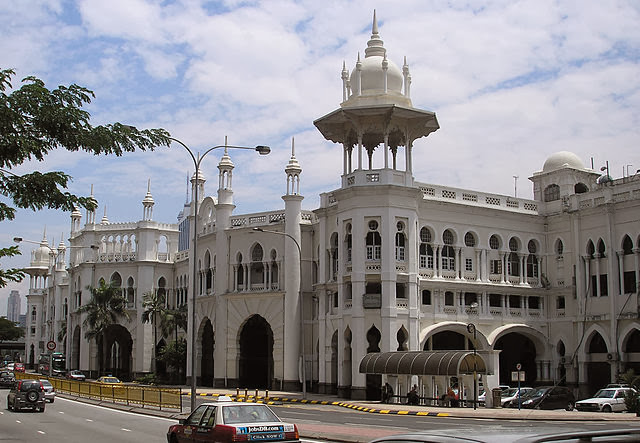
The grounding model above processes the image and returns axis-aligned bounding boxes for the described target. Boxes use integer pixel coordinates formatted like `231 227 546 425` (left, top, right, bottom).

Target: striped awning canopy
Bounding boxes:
359 351 486 376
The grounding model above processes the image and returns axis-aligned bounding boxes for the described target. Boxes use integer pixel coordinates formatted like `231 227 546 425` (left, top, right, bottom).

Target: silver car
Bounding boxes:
575 387 636 412
39 379 56 403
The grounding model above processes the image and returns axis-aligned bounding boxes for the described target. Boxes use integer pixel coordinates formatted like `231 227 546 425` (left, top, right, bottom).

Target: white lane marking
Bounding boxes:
59 411 65 414
38 431 46 434
121 428 132 432
86 419 93 422
16 420 21 423
58 396 176 422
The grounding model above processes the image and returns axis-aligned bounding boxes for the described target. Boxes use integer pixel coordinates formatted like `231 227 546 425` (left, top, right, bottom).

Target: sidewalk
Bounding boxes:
58 387 640 443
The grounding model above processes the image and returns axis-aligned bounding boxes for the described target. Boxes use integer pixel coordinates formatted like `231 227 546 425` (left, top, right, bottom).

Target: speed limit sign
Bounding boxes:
46 340 56 351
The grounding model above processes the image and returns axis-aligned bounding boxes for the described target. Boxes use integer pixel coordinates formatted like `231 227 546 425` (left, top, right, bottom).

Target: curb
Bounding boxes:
185 392 450 417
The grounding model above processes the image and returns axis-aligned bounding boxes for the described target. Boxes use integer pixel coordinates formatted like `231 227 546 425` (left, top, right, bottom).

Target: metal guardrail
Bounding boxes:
16 372 182 411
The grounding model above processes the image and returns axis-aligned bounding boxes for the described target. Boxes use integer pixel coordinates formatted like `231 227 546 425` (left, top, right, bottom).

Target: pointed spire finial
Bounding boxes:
372 9 378 35
147 178 151 193
291 137 295 157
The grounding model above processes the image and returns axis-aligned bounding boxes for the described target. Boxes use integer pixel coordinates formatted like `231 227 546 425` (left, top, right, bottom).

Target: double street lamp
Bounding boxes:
169 137 270 412
252 227 306 399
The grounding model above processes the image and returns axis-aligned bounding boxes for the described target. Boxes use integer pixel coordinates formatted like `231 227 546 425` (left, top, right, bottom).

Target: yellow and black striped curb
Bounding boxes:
183 392 449 417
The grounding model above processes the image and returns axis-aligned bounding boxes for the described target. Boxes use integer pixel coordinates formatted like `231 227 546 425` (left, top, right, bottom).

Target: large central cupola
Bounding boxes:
314 10 439 188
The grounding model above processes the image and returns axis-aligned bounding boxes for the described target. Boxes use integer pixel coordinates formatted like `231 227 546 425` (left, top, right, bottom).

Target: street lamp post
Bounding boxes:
168 138 270 412
252 227 306 399
467 322 478 410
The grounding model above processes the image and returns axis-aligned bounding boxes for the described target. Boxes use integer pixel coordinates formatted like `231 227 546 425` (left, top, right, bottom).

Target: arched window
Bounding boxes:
157 277 167 303
489 235 500 250
464 232 476 247
250 244 264 290
31 306 36 322
527 240 538 278
597 239 606 257
204 251 212 292
508 238 520 277
441 229 455 270
622 235 633 255
345 224 352 263
419 227 434 269
395 223 406 261
366 221 381 261
236 253 244 287
127 277 135 306
556 239 564 256
544 184 560 202
575 183 588 194
586 240 595 259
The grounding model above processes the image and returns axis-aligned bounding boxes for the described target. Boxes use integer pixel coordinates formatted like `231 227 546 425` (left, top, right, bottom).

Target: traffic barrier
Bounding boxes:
15 372 182 411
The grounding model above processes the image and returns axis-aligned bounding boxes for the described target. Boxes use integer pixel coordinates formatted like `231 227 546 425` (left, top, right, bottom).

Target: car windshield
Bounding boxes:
40 380 52 388
502 388 519 397
222 405 280 425
593 389 615 398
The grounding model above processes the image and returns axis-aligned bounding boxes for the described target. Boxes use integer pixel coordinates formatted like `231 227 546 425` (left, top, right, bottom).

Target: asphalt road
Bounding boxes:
1 395 173 442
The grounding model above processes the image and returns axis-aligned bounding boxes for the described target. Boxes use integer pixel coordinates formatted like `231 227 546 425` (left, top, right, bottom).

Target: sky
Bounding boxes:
1 0 639 315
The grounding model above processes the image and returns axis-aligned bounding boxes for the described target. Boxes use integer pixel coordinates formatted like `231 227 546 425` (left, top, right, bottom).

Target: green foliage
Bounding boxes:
621 370 640 415
158 338 187 373
160 304 188 339
0 316 25 341
135 373 157 385
0 246 25 286
0 68 170 287
77 281 131 341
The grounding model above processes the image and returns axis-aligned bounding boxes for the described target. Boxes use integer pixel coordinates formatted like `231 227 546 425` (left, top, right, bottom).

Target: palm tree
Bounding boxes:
77 281 130 375
160 303 188 344
141 291 166 372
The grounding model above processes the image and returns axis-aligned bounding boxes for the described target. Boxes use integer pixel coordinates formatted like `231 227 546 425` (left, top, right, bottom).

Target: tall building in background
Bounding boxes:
7 290 21 323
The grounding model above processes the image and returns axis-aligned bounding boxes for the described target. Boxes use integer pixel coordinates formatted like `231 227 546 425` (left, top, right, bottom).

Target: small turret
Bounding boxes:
142 179 155 221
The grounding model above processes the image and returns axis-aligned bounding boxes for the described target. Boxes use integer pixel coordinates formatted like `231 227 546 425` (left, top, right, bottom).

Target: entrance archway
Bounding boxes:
586 331 610 395
239 315 273 389
103 324 133 380
495 332 537 386
201 319 214 386
365 325 381 400
72 325 81 369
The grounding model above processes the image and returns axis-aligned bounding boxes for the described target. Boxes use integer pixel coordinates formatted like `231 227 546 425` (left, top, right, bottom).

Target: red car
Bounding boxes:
13 363 25 373
167 396 299 443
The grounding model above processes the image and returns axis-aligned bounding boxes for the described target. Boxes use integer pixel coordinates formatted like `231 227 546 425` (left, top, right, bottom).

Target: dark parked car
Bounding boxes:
0 370 15 387
509 386 575 410
7 379 46 412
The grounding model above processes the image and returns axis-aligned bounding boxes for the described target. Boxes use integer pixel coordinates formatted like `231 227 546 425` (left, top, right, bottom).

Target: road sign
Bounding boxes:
516 363 522 370
46 340 56 351
511 370 525 382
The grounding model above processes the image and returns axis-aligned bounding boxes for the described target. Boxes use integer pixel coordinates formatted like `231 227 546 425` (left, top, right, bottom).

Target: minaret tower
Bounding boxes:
142 179 155 221
86 185 96 225
213 142 236 385
282 137 304 390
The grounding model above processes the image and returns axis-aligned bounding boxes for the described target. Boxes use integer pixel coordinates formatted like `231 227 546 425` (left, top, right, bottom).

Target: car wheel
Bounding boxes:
26 389 39 403
13 399 20 412
602 405 612 413
566 402 574 411
49 398 54 403
7 399 12 411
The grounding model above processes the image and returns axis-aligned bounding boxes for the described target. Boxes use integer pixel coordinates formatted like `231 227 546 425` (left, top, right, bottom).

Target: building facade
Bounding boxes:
22 14 640 402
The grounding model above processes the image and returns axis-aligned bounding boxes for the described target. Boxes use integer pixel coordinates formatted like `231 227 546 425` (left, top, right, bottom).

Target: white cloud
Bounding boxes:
1 0 639 275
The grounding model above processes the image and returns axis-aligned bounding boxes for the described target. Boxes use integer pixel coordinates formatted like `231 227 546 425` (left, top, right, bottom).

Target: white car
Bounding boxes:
500 387 533 407
39 379 56 403
575 387 636 412
167 396 299 442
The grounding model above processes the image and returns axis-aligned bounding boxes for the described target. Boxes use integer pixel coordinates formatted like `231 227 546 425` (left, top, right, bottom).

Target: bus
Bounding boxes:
38 352 66 376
